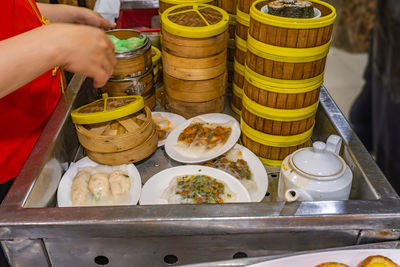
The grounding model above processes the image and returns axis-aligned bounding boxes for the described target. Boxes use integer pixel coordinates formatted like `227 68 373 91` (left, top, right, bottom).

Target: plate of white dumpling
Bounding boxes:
57 157 142 207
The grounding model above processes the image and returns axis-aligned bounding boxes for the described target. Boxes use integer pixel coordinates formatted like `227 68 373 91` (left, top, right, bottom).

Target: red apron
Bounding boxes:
0 0 62 184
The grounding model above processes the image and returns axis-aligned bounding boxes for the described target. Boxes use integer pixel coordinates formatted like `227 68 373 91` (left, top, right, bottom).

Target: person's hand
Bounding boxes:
49 24 117 88
37 3 116 30
73 6 116 30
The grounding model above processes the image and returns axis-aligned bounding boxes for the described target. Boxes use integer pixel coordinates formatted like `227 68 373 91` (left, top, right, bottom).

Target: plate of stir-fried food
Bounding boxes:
165 113 241 163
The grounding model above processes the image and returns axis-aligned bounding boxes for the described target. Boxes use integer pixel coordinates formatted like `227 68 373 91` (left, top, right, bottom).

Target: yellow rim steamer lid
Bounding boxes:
71 94 145 125
250 0 336 29
162 4 229 38
151 46 162 66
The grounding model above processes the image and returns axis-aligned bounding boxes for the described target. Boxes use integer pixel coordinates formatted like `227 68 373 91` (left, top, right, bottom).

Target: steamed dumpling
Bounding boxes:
71 171 90 205
88 173 111 200
109 170 131 196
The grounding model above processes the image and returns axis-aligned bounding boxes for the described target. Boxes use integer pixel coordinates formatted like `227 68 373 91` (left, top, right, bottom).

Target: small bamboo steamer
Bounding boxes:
227 60 234 83
166 95 225 119
234 32 247 65
162 48 227 80
241 129 311 166
152 46 163 84
233 60 245 92
249 0 336 48
236 7 250 41
86 126 158 165
231 82 243 115
101 69 153 98
159 0 215 14
227 39 236 62
144 89 157 110
241 93 318 135
228 14 237 39
247 0 335 80
164 72 226 102
72 95 158 165
237 0 257 14
218 0 238 14
161 4 229 58
243 66 323 109
107 30 152 77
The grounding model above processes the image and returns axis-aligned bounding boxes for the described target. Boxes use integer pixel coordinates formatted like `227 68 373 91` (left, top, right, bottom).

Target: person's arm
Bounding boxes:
37 3 115 29
0 23 116 99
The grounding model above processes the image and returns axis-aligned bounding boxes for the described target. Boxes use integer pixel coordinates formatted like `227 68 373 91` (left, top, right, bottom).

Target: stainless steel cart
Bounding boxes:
1 72 399 267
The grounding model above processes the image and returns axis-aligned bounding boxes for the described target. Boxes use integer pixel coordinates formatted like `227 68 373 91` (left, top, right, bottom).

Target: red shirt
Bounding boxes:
0 0 61 184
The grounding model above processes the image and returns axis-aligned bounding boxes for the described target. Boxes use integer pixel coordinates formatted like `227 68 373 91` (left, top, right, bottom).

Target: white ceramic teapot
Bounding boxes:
277 135 353 202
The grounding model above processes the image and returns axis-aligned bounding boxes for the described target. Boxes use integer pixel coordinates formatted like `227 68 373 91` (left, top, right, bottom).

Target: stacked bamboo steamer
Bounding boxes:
161 4 229 119
101 30 156 109
218 0 238 90
71 95 158 165
159 0 216 15
231 0 257 118
240 0 336 166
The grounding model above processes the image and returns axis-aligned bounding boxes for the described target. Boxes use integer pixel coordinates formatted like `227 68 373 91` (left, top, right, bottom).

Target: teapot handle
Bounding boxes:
326 135 342 155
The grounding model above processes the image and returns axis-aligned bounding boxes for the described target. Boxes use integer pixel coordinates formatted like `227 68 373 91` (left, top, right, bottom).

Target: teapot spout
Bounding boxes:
284 189 300 202
284 188 313 202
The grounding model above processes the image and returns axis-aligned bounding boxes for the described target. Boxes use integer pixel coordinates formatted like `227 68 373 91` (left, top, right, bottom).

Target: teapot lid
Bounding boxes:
292 141 343 177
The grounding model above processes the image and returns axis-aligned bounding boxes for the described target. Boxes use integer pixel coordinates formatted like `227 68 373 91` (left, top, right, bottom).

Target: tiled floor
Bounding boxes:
324 47 369 119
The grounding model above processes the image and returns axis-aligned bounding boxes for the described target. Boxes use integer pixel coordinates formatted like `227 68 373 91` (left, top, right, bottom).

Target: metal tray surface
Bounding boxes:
0 75 400 267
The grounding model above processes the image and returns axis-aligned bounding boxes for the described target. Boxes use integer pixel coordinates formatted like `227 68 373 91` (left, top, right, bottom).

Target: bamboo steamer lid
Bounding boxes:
71 94 144 125
161 4 229 39
159 0 215 14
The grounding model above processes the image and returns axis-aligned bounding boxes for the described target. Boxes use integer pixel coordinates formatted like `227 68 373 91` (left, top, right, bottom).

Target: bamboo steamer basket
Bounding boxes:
166 95 225 119
240 96 315 166
152 46 162 84
144 88 157 110
243 66 323 109
227 60 234 83
233 60 245 93
241 126 311 166
218 0 238 14
241 93 318 135
234 32 247 65
236 6 250 41
159 0 215 14
101 69 153 98
238 0 257 14
161 4 229 58
228 38 236 62
162 48 227 80
164 72 226 102
228 14 237 39
231 82 243 115
107 30 152 77
247 0 336 80
71 95 157 165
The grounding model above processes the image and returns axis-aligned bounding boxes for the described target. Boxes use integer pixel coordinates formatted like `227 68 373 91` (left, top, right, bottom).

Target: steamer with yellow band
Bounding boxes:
244 66 323 109
231 59 245 113
158 0 215 14
71 94 158 165
241 117 313 166
247 0 336 80
161 4 229 118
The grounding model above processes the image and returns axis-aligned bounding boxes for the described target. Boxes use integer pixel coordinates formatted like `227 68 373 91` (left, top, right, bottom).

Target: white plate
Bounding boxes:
139 165 251 205
249 249 400 267
152 112 187 147
164 113 241 163
57 157 142 207
261 5 321 19
202 144 268 202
